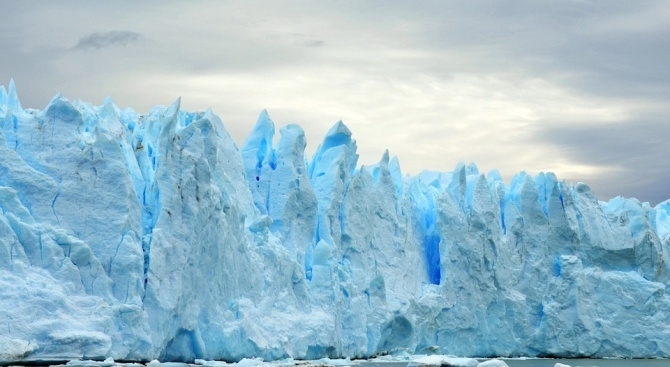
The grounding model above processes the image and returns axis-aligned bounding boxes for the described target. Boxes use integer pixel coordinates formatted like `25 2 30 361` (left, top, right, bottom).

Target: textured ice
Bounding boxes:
476 360 508 367
2 81 670 362
408 355 479 367
66 357 117 367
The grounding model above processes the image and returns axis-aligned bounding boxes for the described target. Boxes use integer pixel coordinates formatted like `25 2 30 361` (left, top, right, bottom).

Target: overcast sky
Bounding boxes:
1 1 668 205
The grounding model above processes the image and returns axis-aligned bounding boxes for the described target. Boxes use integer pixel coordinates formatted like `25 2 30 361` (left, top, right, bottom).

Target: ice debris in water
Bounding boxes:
65 358 118 367
476 360 508 367
1 81 670 362
408 355 479 367
55 357 513 367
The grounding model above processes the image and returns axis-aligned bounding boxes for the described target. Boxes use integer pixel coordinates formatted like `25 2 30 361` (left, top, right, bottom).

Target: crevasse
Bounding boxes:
1 82 670 362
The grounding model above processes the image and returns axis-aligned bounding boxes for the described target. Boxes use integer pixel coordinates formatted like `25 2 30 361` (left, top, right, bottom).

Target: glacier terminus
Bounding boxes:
1 81 670 362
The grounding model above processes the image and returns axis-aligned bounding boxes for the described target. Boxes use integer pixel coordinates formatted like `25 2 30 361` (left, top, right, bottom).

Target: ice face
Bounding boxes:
1 82 670 362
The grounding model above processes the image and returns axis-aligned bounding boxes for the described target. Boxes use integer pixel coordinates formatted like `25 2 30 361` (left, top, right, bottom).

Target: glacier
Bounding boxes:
1 80 670 363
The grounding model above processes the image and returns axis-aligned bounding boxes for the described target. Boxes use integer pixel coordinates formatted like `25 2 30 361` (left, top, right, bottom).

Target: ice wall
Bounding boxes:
1 81 670 362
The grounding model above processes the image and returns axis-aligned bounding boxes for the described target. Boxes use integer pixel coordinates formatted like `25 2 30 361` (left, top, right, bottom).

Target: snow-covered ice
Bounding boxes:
1 81 670 362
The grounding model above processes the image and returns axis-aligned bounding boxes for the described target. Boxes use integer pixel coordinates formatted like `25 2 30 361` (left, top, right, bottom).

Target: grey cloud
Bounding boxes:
533 119 670 205
300 40 325 48
369 1 669 102
73 31 141 50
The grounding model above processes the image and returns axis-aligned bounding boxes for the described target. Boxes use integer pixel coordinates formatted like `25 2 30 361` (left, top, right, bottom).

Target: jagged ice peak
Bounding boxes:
1 82 670 363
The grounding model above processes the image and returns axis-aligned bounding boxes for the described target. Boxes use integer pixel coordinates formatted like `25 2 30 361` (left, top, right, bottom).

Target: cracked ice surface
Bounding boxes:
1 81 670 362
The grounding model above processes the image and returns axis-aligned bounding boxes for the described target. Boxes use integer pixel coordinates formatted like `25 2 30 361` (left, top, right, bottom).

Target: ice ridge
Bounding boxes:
1 83 670 362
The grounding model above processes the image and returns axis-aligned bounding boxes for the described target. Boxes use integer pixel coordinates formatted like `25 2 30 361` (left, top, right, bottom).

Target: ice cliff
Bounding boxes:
1 81 670 362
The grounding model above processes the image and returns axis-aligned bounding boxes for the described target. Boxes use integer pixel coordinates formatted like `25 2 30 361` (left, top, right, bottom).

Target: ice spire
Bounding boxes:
7 79 22 111
308 120 358 180
241 109 277 214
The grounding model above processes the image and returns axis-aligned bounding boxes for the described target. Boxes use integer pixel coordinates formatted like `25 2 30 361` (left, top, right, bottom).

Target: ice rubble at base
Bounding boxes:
46 355 588 367
51 355 510 367
1 80 670 363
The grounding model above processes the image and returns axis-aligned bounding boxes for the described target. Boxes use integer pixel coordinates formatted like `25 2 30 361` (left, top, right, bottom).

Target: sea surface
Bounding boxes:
362 360 669 367
501 359 669 367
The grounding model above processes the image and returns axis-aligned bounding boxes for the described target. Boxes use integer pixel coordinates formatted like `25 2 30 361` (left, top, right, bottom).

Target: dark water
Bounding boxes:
362 359 670 367
503 359 669 367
